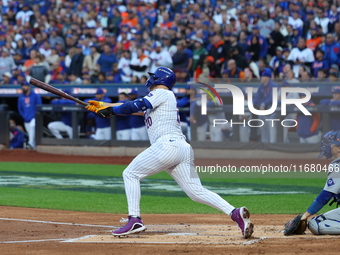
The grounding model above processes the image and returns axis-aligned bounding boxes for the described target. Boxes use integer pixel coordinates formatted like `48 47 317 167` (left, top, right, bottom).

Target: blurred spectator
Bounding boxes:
18 82 41 149
39 41 52 58
208 34 227 74
116 92 131 140
320 88 340 130
229 47 248 70
314 7 329 34
268 22 285 56
0 48 16 81
246 26 268 59
312 49 329 78
149 41 173 72
288 38 315 78
130 48 151 82
245 52 260 79
173 40 189 71
288 11 303 30
258 9 275 38
48 91 76 139
296 93 321 144
29 54 50 83
9 119 25 149
304 11 316 38
306 28 322 51
191 36 207 72
222 59 245 81
10 68 21 85
128 90 148 141
1 72 12 85
83 45 100 76
16 4 34 26
49 29 65 49
283 64 300 84
81 38 92 56
320 33 340 65
316 69 328 82
253 68 278 143
97 44 117 73
69 73 82 85
330 64 340 77
69 45 85 78
162 35 177 57
118 50 132 83
50 70 68 85
85 89 112 140
247 35 261 62
46 48 60 67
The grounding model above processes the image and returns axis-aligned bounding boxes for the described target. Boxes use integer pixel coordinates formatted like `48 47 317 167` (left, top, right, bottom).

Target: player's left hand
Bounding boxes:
85 105 114 118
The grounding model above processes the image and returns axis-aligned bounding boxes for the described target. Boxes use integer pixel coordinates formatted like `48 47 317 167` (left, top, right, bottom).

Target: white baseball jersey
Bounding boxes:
149 50 173 72
122 87 235 217
324 157 340 194
130 55 151 79
143 89 184 144
118 57 132 82
288 47 315 77
288 17 304 29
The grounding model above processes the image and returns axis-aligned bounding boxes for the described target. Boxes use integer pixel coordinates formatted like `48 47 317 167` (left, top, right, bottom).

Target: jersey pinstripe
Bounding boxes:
144 89 184 144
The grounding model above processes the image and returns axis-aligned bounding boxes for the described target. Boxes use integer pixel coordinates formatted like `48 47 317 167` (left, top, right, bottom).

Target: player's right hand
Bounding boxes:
87 100 104 107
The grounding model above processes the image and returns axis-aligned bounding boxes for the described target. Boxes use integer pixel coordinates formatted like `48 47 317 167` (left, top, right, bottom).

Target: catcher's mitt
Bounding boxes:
284 214 307 235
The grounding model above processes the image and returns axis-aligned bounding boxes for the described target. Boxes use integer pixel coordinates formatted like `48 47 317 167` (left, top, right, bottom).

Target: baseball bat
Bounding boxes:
29 78 88 106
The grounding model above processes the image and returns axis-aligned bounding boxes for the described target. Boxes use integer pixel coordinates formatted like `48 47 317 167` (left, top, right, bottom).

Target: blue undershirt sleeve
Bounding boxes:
113 98 153 115
307 189 334 215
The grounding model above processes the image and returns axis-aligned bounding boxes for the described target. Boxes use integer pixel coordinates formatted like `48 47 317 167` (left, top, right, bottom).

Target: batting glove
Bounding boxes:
85 104 114 118
87 100 105 107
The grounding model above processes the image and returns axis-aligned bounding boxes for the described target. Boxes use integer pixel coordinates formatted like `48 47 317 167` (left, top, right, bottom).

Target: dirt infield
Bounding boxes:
1 207 339 255
0 149 338 254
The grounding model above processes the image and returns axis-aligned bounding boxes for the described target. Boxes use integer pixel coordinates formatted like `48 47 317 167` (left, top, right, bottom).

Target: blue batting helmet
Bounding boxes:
318 130 340 159
145 67 177 89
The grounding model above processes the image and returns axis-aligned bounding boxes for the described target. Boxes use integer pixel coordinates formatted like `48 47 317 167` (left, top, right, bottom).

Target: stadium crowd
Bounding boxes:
1 0 340 147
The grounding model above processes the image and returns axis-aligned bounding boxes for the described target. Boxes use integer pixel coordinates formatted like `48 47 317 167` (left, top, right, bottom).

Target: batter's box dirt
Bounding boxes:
64 224 336 245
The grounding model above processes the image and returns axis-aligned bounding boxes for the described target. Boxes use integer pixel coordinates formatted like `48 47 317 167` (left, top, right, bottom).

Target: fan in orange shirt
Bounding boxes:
306 27 322 51
121 11 138 28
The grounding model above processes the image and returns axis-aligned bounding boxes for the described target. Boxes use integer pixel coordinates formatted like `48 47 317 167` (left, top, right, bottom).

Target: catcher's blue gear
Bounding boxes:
318 130 340 159
145 67 177 89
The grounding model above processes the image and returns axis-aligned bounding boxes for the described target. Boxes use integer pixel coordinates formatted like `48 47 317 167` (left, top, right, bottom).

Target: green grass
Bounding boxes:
0 162 330 214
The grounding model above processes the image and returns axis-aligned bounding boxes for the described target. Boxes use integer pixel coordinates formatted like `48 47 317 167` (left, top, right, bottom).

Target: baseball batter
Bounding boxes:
85 67 254 238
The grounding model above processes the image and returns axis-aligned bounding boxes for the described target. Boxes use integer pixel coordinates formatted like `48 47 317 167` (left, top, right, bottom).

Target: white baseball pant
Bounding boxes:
299 132 321 144
196 122 208 141
95 127 111 140
259 113 277 143
48 121 73 139
116 129 132 140
24 118 36 148
131 126 148 141
122 135 235 217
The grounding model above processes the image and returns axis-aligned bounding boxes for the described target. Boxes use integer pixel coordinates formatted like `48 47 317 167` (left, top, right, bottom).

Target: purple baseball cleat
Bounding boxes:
112 216 146 236
231 207 254 239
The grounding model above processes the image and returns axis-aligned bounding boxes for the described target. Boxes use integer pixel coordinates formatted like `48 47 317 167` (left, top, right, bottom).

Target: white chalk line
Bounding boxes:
0 239 68 244
0 217 117 228
62 234 265 245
